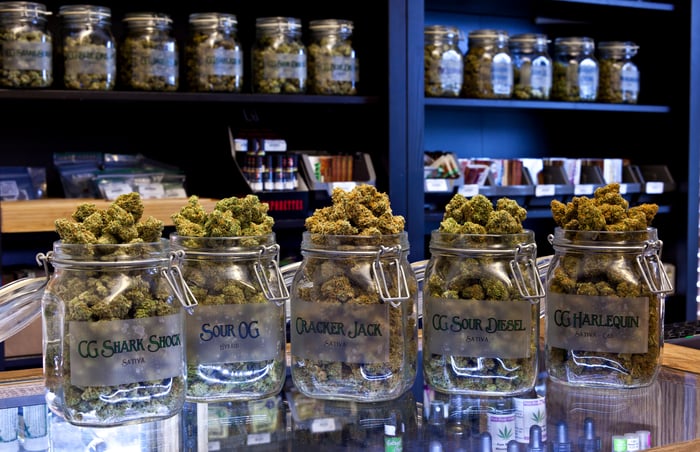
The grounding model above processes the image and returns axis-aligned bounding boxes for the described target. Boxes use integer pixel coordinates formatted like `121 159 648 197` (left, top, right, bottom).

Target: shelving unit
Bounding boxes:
407 0 699 323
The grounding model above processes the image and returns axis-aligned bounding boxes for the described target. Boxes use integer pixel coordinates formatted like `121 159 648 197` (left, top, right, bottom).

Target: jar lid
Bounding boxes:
189 11 237 28
510 33 549 47
424 24 460 40
59 4 111 21
309 18 353 33
598 40 639 55
123 11 172 28
554 36 595 52
468 28 508 39
0 1 50 18
256 16 301 31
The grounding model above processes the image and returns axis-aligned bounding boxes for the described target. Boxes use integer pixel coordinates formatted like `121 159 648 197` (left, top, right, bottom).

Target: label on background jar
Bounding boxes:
578 60 598 99
196 48 243 76
128 48 177 81
621 66 639 95
546 293 649 353
530 64 551 92
262 53 306 80
64 44 116 76
2 41 51 70
491 56 513 95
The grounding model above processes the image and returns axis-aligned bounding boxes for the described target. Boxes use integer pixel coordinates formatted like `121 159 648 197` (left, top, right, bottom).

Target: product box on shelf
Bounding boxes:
298 151 376 195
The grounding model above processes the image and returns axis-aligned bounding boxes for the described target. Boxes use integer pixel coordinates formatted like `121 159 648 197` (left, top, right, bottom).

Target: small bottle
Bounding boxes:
308 19 358 95
424 25 463 97
0 1 52 88
462 29 512 99
551 36 598 102
597 41 639 104
58 4 116 90
510 33 552 100
185 12 243 92
119 12 178 91
252 16 306 94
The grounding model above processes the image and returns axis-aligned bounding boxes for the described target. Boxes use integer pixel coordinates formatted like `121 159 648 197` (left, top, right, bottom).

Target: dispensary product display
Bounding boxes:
424 24 463 97
0 1 52 88
307 19 358 95
41 192 194 426
58 4 116 90
185 12 243 92
170 195 288 402
289 184 418 402
252 16 306 94
510 33 552 100
119 12 178 91
545 183 673 388
423 194 544 396
462 29 512 99
551 36 598 102
597 41 639 104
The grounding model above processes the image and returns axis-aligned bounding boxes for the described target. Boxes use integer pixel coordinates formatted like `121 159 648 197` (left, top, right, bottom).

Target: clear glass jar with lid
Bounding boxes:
119 11 178 91
545 227 673 388
185 12 243 93
510 33 552 100
423 230 544 396
307 18 358 95
40 239 195 426
552 36 598 102
170 233 288 403
58 4 116 90
252 16 306 94
597 41 639 104
0 1 52 88
424 24 463 97
290 232 418 402
462 29 512 99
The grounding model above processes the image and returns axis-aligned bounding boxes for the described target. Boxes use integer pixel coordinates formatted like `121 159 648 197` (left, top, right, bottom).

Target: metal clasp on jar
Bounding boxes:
637 239 674 295
164 249 198 313
372 244 410 307
509 242 545 302
253 243 290 306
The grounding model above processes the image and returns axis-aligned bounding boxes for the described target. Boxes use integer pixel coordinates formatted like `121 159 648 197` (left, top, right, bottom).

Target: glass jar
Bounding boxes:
119 12 178 91
185 12 243 93
424 25 463 98
510 33 552 100
0 1 52 88
170 234 288 403
597 41 639 104
289 232 418 402
422 231 544 396
307 19 358 95
40 239 195 426
551 36 598 102
462 29 512 99
252 16 306 94
544 228 673 388
58 4 116 90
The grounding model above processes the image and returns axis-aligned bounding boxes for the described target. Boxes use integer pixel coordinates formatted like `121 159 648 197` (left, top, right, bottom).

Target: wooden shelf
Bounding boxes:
0 198 219 234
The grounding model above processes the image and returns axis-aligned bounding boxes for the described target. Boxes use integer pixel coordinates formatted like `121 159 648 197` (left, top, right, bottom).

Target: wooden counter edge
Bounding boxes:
648 438 700 451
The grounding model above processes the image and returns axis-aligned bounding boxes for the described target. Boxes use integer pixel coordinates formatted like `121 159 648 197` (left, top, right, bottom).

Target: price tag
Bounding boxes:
574 184 594 195
619 183 628 194
645 181 664 194
247 433 272 445
0 180 19 200
458 184 479 197
535 184 555 197
330 181 357 192
311 418 337 433
425 179 449 192
136 182 165 199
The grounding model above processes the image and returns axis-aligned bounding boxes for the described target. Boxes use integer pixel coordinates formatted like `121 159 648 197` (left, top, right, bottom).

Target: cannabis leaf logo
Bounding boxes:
498 425 514 440
530 410 545 423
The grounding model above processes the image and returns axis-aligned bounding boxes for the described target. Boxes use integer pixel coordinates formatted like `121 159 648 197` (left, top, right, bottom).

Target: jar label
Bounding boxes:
423 296 533 358
621 66 639 94
1 41 51 71
64 44 116 75
128 47 178 81
578 60 598 100
491 56 513 95
290 299 390 363
262 53 306 80
530 64 551 92
545 293 649 353
196 48 243 77
314 55 357 82
69 313 184 386
186 302 283 363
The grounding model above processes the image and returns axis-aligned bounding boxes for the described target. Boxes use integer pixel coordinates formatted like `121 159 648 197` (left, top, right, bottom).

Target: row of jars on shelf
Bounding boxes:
425 26 640 104
0 2 358 94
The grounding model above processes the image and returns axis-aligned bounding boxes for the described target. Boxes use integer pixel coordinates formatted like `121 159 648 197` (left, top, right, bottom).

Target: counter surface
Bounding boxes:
1 342 699 451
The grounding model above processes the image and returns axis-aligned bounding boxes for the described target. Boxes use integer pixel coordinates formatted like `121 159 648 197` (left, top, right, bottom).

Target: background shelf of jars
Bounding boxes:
409 0 695 327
